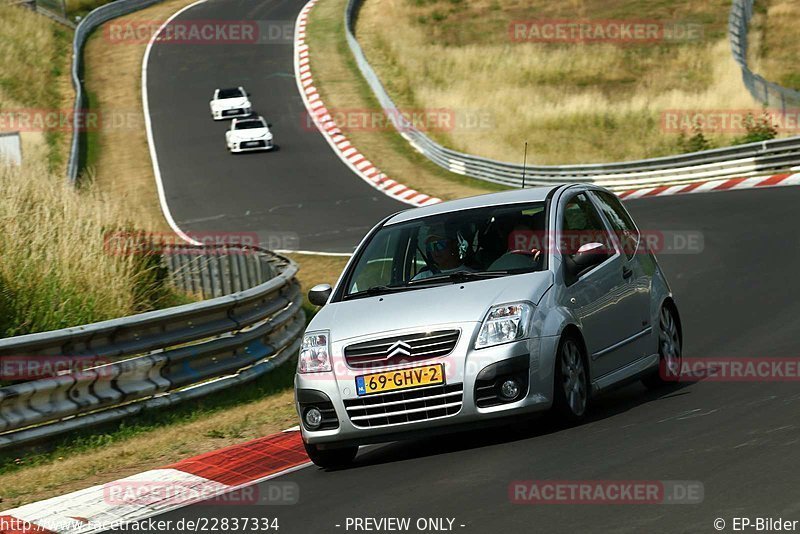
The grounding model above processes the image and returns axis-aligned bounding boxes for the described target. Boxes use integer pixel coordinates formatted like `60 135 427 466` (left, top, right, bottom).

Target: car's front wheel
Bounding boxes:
642 304 682 389
304 443 358 470
552 333 589 423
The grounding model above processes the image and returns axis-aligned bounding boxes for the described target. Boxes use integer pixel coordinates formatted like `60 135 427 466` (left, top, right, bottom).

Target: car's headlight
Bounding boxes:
475 302 533 349
298 331 332 373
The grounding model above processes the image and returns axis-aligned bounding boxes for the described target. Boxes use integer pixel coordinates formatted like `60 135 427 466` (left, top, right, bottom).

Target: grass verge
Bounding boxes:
750 0 800 92
305 0 502 201
355 0 764 164
0 3 73 172
0 4 189 336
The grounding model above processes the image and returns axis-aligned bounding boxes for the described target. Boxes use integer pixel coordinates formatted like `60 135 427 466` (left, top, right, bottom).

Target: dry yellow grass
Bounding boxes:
0 158 184 335
306 0 500 200
749 0 800 91
0 4 184 335
356 0 763 164
0 390 297 510
0 3 72 171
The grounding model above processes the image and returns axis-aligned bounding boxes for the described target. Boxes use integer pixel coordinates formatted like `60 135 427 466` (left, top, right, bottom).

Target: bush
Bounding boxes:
677 125 713 153
732 112 778 145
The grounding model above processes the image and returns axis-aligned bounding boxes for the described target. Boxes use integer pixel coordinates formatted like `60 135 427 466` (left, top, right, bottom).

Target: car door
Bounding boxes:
555 192 642 378
589 190 654 359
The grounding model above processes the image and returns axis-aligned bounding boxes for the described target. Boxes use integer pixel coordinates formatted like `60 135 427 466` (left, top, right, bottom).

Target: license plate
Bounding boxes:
355 364 444 396
243 141 261 147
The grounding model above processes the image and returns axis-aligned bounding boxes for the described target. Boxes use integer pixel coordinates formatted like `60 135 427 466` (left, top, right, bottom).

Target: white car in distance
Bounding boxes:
225 116 274 153
210 87 252 120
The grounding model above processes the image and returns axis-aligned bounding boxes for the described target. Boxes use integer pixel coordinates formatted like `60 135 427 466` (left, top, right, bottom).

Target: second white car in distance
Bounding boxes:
209 86 252 120
225 116 274 153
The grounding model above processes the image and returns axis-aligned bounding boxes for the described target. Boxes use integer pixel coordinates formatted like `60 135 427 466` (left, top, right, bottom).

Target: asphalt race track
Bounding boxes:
142 0 800 532
105 186 800 533
145 0 406 253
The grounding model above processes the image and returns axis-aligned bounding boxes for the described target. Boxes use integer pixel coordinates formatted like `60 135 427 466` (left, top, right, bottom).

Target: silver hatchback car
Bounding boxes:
295 184 682 468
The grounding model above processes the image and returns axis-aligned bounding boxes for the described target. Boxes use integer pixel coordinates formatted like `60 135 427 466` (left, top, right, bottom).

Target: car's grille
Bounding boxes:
343 383 463 428
223 108 242 116
344 329 459 368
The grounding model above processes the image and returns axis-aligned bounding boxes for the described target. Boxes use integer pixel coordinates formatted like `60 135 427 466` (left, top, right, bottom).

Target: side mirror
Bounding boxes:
565 242 608 283
267 123 273 128
308 284 332 307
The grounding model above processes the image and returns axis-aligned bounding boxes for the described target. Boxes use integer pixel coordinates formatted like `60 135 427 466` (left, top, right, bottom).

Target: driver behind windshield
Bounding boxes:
412 229 474 280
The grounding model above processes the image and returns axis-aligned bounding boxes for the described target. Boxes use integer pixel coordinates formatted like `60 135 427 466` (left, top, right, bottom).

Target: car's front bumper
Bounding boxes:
294 323 560 448
212 108 252 120
229 141 274 153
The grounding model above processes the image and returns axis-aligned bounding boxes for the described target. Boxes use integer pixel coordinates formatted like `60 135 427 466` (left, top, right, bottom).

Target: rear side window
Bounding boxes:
592 191 640 260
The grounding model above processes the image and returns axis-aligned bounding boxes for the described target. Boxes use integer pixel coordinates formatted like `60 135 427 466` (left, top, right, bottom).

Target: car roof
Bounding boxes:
385 185 566 225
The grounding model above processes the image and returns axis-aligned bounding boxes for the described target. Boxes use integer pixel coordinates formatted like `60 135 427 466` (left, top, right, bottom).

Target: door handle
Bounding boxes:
622 266 633 279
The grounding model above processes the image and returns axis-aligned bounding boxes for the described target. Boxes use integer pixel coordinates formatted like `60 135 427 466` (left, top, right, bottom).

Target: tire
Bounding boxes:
552 332 590 423
303 442 358 470
642 304 682 389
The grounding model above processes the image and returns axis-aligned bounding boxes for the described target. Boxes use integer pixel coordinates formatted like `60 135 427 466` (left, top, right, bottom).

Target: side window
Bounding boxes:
560 192 613 256
592 191 640 260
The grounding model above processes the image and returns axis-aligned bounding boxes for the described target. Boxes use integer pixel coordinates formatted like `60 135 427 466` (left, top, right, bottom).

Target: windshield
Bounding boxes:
218 88 244 99
343 202 547 298
235 120 265 129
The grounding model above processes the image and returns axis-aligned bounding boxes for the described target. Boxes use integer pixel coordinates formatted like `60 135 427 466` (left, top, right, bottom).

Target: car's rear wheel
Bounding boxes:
642 304 682 389
552 333 589 422
303 443 358 470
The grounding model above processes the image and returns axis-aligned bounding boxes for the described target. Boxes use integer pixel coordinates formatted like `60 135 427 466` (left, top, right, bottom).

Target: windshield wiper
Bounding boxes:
343 284 414 300
407 270 511 286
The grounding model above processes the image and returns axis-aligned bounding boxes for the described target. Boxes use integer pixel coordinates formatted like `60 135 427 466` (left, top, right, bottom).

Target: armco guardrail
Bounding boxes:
0 248 304 450
729 0 800 112
160 244 277 299
68 0 166 182
343 0 800 190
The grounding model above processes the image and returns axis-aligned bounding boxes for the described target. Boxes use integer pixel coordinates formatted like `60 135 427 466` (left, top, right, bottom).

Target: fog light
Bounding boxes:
500 379 520 400
304 407 322 429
